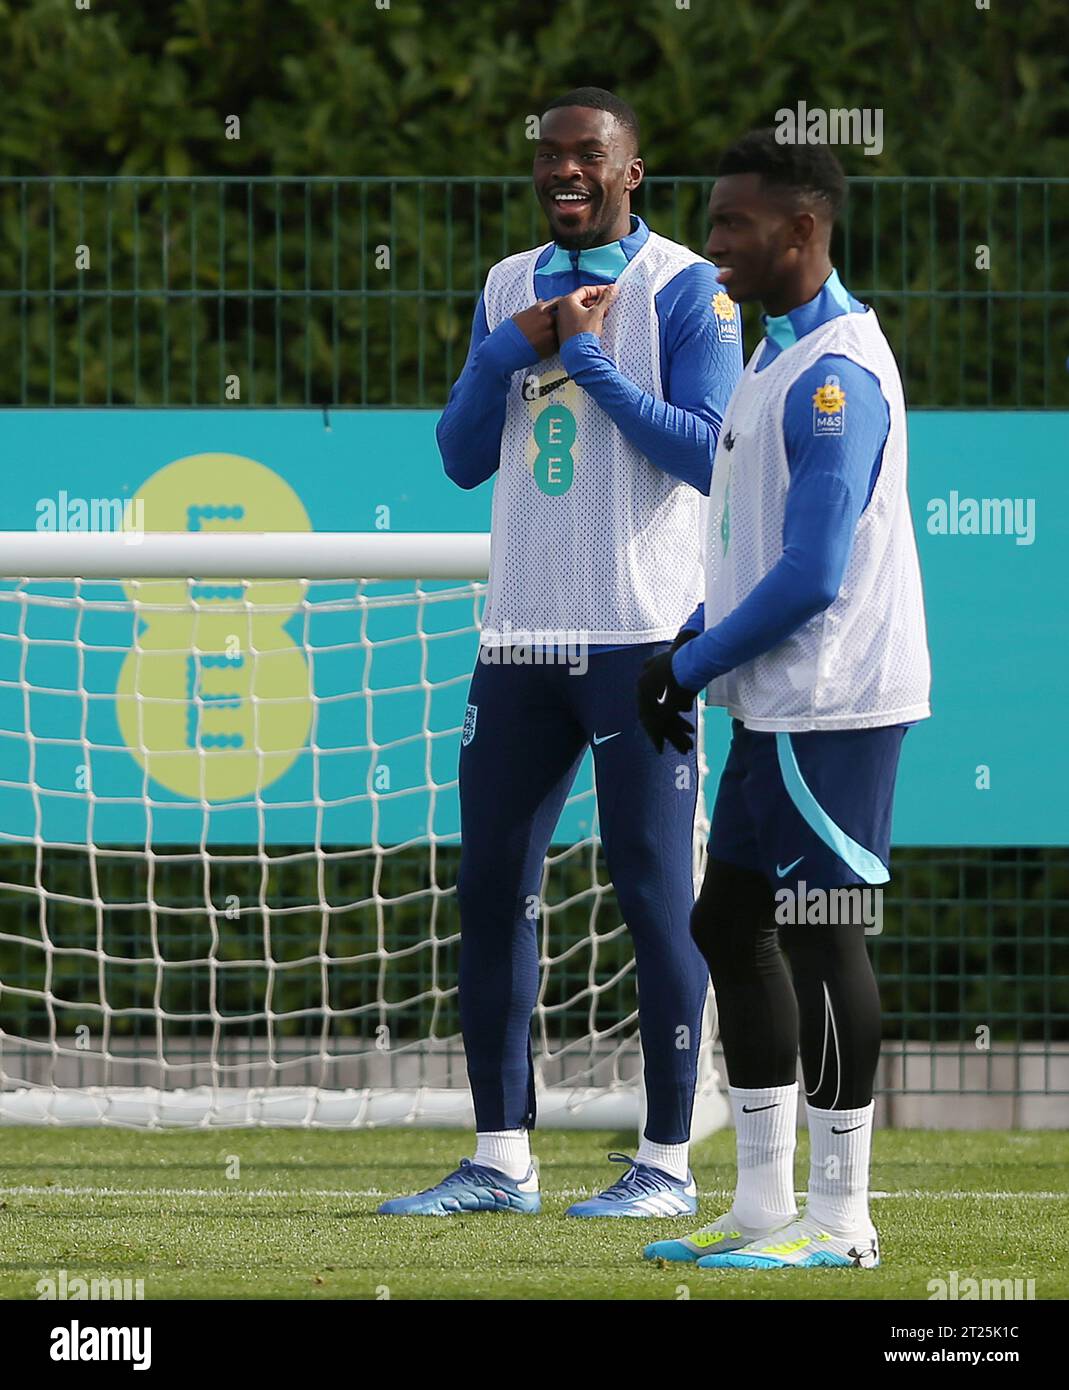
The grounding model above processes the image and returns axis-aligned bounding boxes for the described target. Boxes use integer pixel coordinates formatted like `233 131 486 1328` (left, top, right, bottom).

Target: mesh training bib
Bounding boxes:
480 233 707 646
704 307 931 731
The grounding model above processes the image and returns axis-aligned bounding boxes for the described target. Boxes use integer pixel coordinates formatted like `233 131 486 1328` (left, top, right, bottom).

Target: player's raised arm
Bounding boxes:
435 291 556 489
555 258 743 494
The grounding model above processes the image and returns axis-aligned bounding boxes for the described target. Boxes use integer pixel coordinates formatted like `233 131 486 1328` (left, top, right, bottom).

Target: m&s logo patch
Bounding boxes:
812 376 846 436
711 290 739 343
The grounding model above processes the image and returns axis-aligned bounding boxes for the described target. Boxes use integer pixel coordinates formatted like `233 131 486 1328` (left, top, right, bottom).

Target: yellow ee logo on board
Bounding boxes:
115 453 313 803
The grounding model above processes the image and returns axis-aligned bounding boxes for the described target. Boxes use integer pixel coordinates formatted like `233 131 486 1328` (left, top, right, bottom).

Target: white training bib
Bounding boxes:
703 307 931 731
480 233 708 646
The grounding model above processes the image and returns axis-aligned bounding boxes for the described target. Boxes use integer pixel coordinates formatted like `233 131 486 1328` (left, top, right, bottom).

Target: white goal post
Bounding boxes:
0 531 726 1135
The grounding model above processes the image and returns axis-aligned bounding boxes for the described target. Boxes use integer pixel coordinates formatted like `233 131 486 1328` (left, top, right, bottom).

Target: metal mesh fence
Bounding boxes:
1 176 1066 408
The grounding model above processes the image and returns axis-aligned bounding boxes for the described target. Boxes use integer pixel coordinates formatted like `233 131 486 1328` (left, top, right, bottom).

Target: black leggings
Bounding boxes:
691 858 882 1110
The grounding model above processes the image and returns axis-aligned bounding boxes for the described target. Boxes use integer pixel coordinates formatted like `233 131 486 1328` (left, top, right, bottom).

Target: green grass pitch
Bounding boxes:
1 1127 1065 1300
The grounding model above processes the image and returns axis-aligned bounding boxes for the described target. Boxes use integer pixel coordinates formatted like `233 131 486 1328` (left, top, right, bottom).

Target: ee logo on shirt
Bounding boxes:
532 405 576 494
524 374 582 495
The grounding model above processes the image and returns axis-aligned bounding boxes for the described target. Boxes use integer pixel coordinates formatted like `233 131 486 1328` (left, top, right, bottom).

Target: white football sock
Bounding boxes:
472 1129 533 1181
636 1137 690 1183
804 1100 875 1235
729 1082 799 1228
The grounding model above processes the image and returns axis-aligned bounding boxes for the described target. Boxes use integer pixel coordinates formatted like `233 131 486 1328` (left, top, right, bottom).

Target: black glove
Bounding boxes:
670 626 700 655
636 634 699 755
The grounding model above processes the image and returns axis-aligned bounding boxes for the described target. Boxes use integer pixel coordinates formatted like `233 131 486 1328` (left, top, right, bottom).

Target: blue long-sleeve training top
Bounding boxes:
672 269 892 694
436 214 742 498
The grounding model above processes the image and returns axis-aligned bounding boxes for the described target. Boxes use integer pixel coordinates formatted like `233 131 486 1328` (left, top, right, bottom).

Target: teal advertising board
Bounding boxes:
0 410 1065 846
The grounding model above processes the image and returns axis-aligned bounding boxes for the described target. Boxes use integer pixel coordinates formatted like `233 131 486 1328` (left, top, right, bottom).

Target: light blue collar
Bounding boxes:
763 268 853 350
540 215 647 279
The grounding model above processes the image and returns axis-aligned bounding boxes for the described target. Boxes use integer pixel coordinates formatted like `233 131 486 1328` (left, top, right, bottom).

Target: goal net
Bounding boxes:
0 531 725 1134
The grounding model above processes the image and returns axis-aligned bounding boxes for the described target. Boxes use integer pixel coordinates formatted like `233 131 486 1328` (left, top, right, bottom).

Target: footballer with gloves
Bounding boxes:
641 130 930 1270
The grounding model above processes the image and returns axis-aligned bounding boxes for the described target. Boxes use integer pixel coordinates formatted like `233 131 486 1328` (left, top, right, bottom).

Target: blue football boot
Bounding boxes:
565 1152 698 1218
377 1158 541 1216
